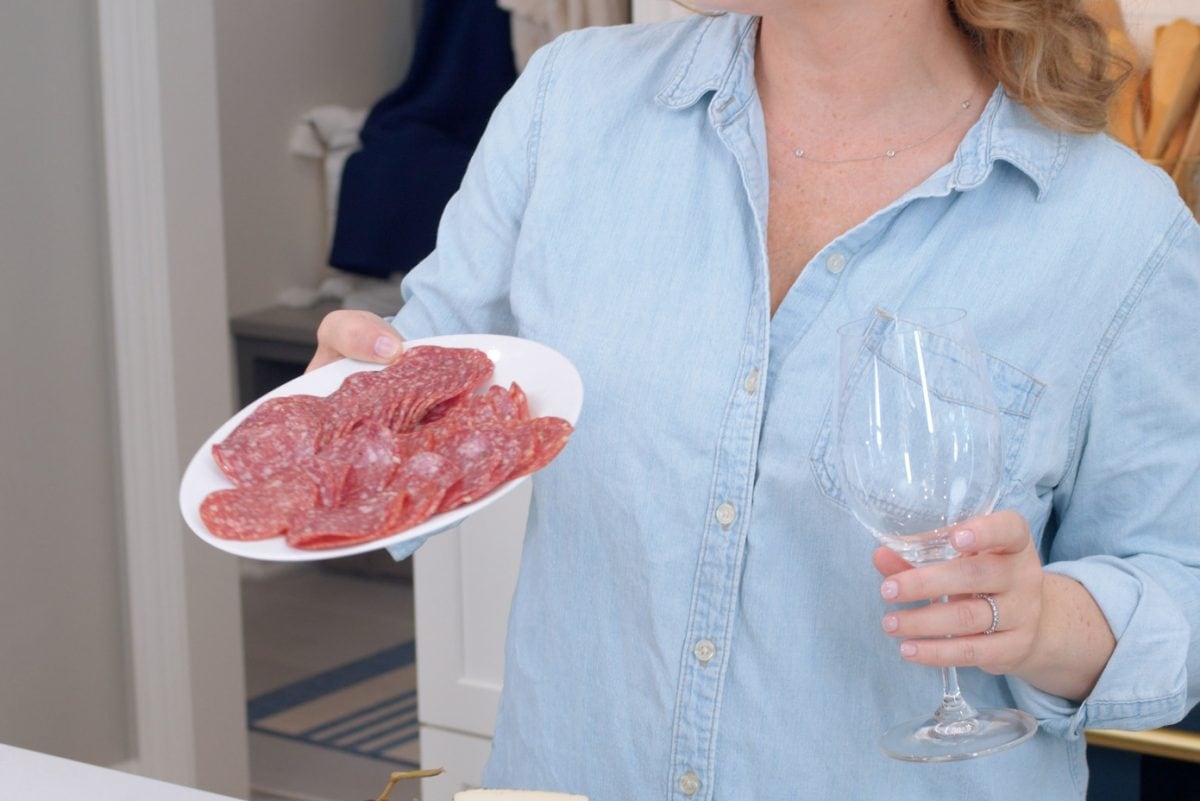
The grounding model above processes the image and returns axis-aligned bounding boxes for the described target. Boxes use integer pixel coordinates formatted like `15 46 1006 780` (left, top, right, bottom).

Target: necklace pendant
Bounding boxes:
885 149 896 158
793 148 805 158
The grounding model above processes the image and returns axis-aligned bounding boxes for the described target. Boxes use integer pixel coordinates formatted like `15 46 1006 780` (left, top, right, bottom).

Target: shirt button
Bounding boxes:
678 771 701 797
693 639 716 665
825 251 847 273
744 368 759 394
715 502 736 529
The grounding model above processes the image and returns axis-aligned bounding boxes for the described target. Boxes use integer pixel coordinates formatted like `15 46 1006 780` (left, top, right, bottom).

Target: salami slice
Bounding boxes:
212 395 328 485
509 416 573 479
286 491 416 550
432 427 506 512
380 346 494 432
312 421 402 504
288 452 463 549
200 469 319 540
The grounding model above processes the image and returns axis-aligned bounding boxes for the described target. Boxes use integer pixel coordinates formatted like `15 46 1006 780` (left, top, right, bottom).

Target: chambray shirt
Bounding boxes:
387 13 1200 801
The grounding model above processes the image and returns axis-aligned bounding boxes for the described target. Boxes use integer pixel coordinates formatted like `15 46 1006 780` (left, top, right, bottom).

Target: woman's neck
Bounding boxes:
754 1 991 126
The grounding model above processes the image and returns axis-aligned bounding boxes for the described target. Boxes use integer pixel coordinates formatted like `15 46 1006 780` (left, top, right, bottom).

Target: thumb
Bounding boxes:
308 309 404 372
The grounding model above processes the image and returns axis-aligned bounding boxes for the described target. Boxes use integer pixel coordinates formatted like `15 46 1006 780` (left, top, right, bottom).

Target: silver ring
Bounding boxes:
975 593 1000 635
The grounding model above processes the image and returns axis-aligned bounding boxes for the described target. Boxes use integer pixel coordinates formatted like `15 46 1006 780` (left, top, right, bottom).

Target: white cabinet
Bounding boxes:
413 481 530 799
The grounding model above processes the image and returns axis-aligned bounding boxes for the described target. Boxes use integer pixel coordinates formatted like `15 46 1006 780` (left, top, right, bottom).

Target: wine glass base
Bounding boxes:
879 708 1038 763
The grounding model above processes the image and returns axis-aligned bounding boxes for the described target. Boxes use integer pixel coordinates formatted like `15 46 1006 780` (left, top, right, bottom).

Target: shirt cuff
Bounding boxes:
1005 556 1189 738
385 521 461 561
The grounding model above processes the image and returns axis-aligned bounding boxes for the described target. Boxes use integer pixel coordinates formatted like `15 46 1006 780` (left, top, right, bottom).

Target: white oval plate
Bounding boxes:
179 334 583 561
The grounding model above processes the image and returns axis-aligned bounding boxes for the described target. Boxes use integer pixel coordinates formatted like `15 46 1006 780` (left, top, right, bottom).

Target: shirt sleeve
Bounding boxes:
1007 210 1200 737
389 34 564 341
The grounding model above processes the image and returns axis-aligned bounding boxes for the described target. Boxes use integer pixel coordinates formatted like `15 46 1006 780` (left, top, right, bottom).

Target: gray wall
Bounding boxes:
214 0 418 317
0 0 131 766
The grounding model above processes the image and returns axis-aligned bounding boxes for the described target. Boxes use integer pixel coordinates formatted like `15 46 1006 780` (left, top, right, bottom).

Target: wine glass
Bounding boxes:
835 307 1037 762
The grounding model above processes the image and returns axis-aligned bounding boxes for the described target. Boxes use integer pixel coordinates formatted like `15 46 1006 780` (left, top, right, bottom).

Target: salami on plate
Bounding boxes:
179 335 583 562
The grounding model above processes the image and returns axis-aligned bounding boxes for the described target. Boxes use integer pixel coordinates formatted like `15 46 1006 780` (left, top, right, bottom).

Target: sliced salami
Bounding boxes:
509 416 574 479
286 491 417 550
380 346 494 432
201 344 573 552
200 469 319 540
212 395 329 485
312 420 402 504
432 427 506 512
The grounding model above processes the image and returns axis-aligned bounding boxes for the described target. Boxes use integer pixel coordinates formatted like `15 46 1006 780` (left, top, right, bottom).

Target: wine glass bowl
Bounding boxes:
835 307 1037 762
837 307 1003 565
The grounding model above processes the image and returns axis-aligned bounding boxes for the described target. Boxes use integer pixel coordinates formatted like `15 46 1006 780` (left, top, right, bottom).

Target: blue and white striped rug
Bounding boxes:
247 642 419 768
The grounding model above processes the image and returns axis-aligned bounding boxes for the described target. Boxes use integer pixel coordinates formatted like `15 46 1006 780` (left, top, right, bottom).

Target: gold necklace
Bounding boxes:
775 97 975 165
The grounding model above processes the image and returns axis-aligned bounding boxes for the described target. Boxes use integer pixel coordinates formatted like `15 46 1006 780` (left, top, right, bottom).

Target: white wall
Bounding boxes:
0 0 131 768
214 0 419 317
1120 0 1199 54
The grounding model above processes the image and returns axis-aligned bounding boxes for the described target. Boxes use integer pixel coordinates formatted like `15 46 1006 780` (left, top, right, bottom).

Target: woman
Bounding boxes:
310 2 1200 798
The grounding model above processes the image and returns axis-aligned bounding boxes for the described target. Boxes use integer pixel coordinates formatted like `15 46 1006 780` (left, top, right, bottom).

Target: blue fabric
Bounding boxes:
329 0 516 278
388 13 1200 801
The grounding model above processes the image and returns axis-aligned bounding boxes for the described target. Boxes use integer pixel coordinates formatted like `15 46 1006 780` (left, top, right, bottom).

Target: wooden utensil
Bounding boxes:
1141 20 1200 160
1170 92 1200 204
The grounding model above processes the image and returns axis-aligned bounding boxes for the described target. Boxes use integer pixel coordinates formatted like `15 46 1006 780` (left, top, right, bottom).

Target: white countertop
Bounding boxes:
0 744 242 800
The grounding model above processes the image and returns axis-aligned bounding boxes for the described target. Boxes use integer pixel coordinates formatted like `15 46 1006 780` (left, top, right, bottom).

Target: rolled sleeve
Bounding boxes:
1014 212 1200 737
1009 556 1190 737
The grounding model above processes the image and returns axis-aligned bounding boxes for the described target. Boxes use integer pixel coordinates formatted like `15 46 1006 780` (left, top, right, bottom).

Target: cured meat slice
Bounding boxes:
287 452 464 550
325 369 393 439
507 382 530 420
201 469 319 540
482 385 524 422
308 421 402 505
433 427 506 512
389 451 464 524
380 346 494 432
212 395 329 485
286 491 417 550
509 416 574 479
420 390 472 425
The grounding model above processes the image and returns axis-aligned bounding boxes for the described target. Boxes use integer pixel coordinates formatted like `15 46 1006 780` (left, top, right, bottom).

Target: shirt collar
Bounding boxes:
654 13 1067 200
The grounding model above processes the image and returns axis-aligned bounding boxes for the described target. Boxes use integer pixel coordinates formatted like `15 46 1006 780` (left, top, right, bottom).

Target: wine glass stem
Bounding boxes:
933 596 979 731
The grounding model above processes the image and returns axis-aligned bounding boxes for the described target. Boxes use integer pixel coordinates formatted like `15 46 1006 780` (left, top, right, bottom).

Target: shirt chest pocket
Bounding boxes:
809 352 1046 510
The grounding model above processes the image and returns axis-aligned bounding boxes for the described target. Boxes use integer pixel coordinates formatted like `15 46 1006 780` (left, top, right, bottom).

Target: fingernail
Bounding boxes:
900 642 918 658
374 335 399 358
881 580 899 600
881 615 899 633
953 529 976 549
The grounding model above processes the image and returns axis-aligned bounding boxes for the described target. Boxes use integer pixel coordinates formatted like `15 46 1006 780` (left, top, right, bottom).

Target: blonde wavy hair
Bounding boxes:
949 0 1126 133
671 1 1127 134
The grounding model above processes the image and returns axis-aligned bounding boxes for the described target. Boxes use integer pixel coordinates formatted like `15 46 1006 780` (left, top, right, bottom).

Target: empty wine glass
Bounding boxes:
835 307 1037 762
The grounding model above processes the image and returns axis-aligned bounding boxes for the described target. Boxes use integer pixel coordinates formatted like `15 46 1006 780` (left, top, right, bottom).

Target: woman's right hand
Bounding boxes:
307 309 406 372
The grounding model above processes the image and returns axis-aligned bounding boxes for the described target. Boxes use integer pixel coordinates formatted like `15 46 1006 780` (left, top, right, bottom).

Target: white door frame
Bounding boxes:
98 1 248 795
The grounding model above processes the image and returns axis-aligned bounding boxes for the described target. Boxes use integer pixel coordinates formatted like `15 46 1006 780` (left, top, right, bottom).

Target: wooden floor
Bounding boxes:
240 562 418 801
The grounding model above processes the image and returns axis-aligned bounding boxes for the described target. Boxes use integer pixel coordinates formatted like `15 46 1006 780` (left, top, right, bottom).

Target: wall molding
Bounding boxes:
97 0 197 785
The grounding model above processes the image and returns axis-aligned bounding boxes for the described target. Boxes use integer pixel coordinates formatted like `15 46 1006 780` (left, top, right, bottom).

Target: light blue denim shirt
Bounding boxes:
387 13 1200 801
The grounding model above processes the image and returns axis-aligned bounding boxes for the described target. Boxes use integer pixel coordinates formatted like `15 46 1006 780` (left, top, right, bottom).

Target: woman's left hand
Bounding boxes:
874 509 1046 676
